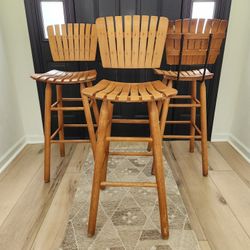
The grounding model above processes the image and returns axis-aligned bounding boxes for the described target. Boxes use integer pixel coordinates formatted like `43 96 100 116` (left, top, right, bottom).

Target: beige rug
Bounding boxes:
60 144 200 250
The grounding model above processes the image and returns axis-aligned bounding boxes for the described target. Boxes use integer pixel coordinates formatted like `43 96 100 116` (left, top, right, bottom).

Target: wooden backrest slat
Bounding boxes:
124 16 132 67
47 26 59 61
145 16 158 67
47 23 97 62
61 24 70 60
79 24 85 60
166 18 228 66
132 15 140 67
151 17 168 67
96 15 168 69
67 24 74 60
182 19 190 64
74 23 80 61
166 21 175 65
89 25 97 61
55 25 64 60
96 18 111 67
196 19 205 64
138 16 149 67
115 16 125 68
106 17 118 68
85 24 91 61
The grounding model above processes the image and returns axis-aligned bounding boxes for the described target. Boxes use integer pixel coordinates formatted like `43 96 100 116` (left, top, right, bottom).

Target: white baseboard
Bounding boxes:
211 133 250 163
0 136 27 174
0 134 44 174
228 134 250 163
211 133 230 142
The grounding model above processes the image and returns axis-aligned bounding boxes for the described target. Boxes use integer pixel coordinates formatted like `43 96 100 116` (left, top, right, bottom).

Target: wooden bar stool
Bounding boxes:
31 23 99 183
154 19 228 176
81 15 177 239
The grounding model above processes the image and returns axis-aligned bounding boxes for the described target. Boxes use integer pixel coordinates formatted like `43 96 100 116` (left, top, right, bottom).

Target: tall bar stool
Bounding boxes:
81 15 177 239
31 23 99 182
154 19 228 176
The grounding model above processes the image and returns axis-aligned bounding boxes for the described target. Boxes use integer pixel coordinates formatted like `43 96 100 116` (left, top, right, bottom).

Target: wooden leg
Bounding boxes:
147 100 163 153
92 99 100 125
44 83 52 183
87 81 100 124
148 100 169 239
56 85 65 157
190 81 197 153
151 80 173 175
88 100 110 237
100 102 113 190
200 81 208 176
80 83 97 158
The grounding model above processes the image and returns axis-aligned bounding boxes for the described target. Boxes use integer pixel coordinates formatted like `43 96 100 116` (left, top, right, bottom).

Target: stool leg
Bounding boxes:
148 100 169 239
200 81 208 176
151 80 173 175
44 83 52 183
80 83 97 158
190 81 197 153
100 102 113 190
88 100 110 237
87 81 100 124
56 85 65 157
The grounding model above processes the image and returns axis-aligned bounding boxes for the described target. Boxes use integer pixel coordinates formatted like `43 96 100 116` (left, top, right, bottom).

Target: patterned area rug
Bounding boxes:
60 144 200 250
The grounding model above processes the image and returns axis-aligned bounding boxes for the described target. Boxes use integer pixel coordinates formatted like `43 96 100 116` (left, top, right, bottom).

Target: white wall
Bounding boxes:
212 0 250 161
0 1 43 170
0 23 26 168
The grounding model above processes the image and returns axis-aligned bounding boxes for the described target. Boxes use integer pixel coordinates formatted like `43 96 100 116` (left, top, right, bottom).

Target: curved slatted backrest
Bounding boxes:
166 19 228 65
96 15 169 69
47 23 97 62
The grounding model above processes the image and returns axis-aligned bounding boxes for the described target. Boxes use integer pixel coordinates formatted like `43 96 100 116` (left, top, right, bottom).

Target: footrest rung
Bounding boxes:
100 181 157 188
51 139 90 143
169 104 201 108
64 123 98 128
106 137 152 142
51 107 84 111
163 135 201 139
109 151 152 156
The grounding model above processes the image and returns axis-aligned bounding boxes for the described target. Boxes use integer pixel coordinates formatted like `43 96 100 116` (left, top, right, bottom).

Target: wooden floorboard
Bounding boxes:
0 141 249 250
213 142 250 188
164 141 250 250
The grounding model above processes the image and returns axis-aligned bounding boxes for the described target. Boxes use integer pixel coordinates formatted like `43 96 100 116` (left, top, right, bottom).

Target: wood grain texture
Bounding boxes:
96 15 168 68
47 23 97 61
165 19 228 65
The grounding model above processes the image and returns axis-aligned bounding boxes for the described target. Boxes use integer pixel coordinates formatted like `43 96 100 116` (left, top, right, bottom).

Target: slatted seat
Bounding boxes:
82 80 177 102
154 18 228 177
31 69 97 84
31 23 99 183
154 68 214 81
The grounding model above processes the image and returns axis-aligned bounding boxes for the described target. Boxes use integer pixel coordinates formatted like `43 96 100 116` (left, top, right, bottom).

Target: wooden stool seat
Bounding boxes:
154 68 214 81
31 69 96 84
82 79 177 102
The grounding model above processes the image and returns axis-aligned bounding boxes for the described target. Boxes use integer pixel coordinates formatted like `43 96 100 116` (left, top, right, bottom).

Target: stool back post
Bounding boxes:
95 15 169 70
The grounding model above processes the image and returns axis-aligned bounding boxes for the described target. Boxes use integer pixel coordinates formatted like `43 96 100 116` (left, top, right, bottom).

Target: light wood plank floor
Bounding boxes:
0 141 249 250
